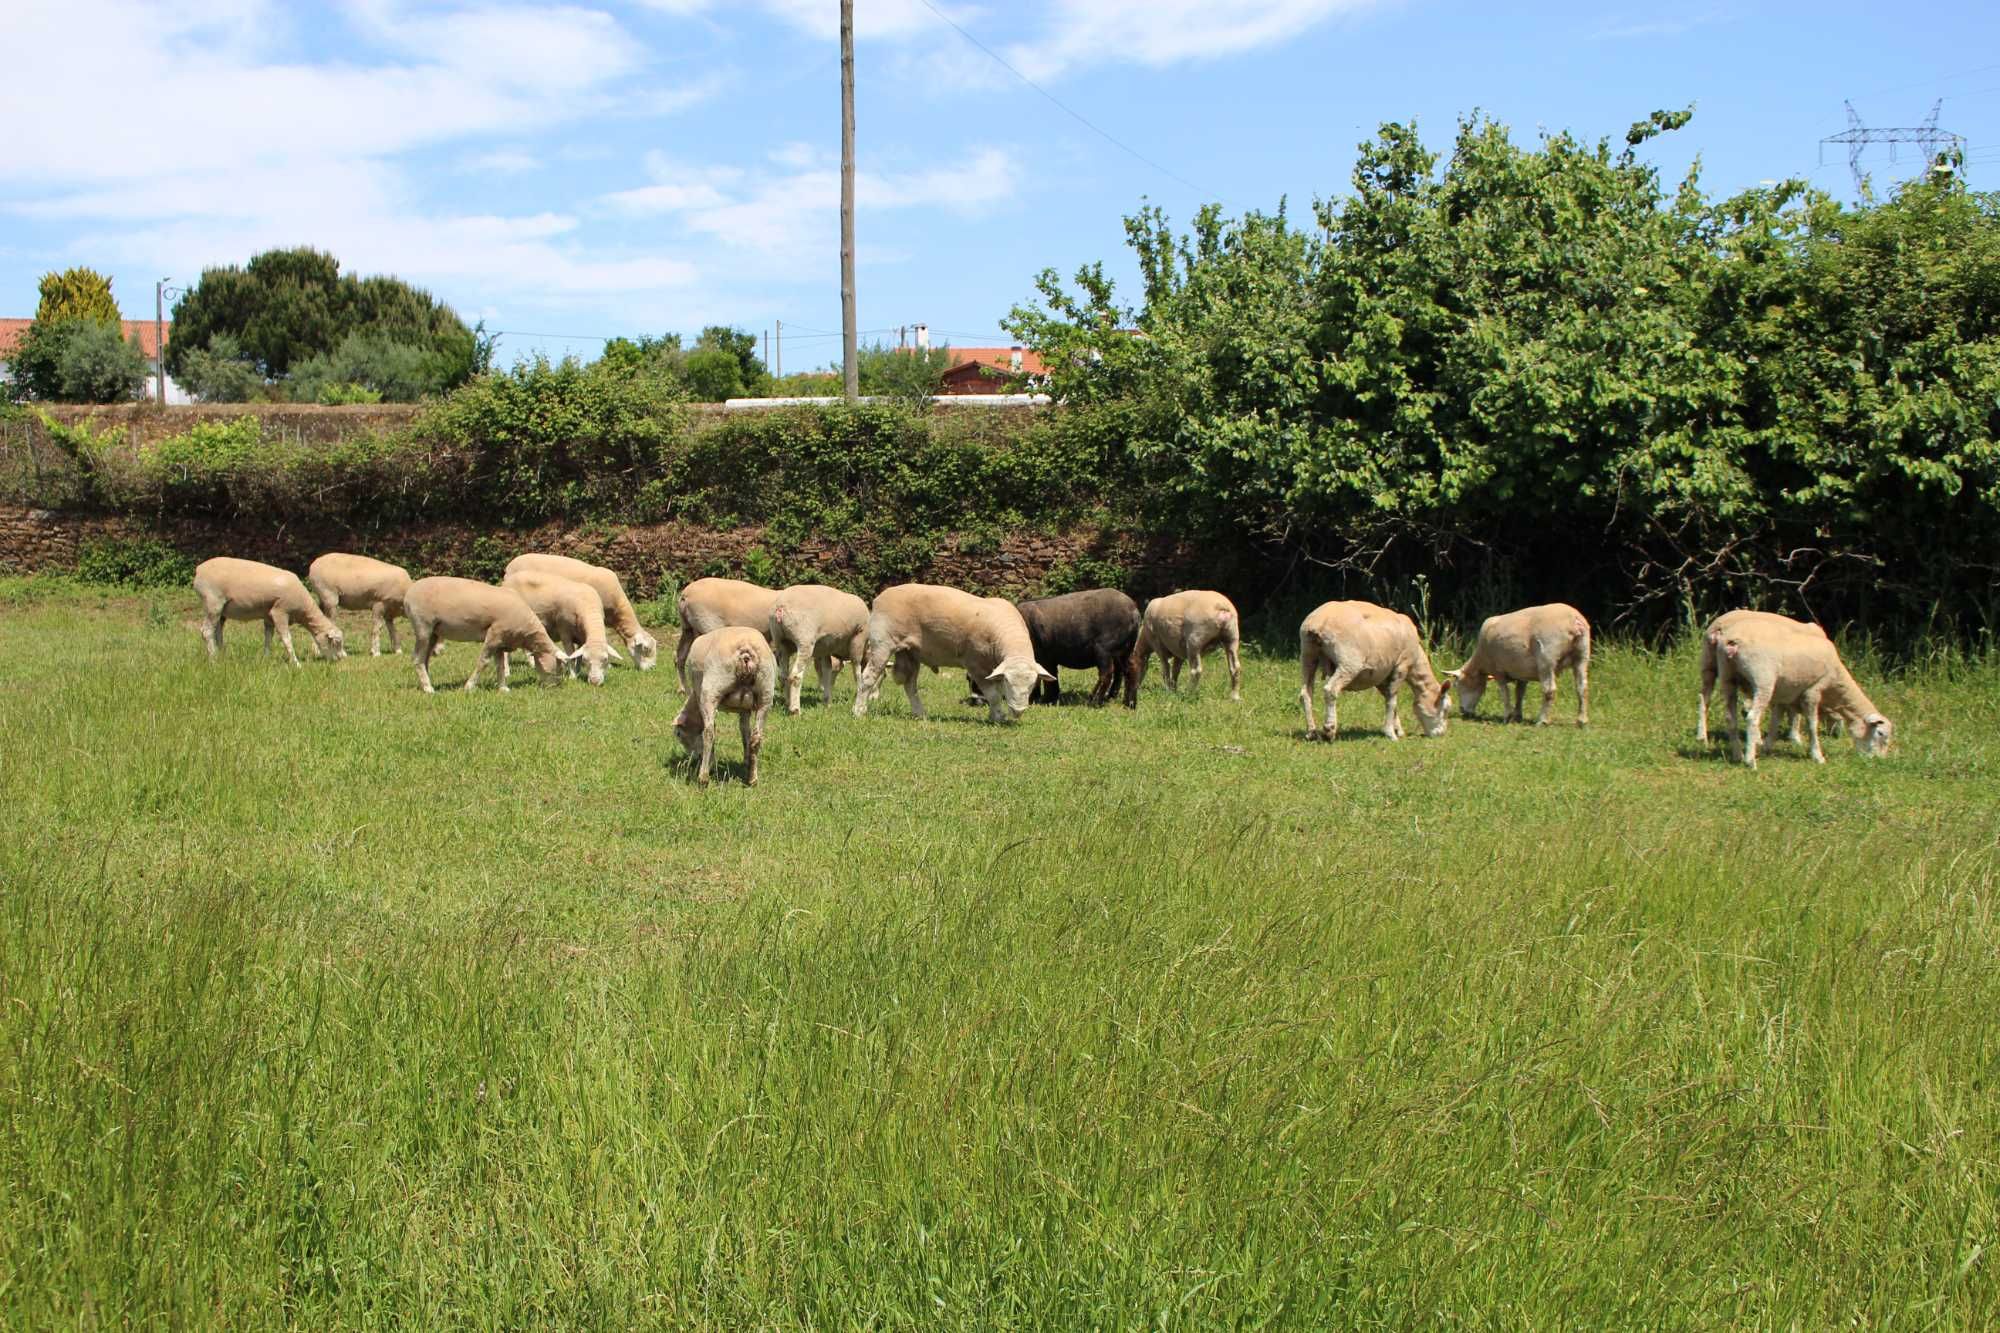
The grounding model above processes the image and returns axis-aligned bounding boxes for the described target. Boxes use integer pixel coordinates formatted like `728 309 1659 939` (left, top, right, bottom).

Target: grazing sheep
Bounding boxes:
306 552 414 657
1697 610 1825 745
1449 602 1592 726
675 577 781 690
1016 588 1142 707
1132 590 1242 701
853 583 1053 723
502 569 621 685
1716 623 1892 769
193 557 345 666
769 583 868 714
403 576 574 694
672 627 777 786
1298 600 1450 741
503 553 658 670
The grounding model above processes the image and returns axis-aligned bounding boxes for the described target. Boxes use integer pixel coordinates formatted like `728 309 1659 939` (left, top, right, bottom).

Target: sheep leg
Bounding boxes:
1182 633 1205 694
1743 689 1769 771
1725 675 1745 765
496 649 512 693
463 646 490 692
1299 653 1321 738
1380 680 1404 740
816 649 837 708
1785 706 1804 746
674 627 696 692
413 631 437 694
852 643 889 717
1697 645 1717 742
202 612 224 658
1574 654 1590 726
271 612 303 667
1324 669 1354 740
1090 658 1115 705
697 700 719 786
386 608 401 655
370 605 387 656
742 706 765 786
894 649 925 720
1224 633 1242 702
1802 689 1827 763
1508 680 1526 723
1535 666 1558 726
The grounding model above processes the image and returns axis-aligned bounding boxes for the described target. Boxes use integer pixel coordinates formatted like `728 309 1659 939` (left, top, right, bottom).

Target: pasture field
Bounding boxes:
2 579 1999 1327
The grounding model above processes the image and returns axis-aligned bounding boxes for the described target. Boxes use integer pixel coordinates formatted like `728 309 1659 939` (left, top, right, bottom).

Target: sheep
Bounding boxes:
852 583 1053 723
1298 599 1450 741
193 557 345 666
403 576 576 693
1715 621 1892 769
306 552 415 657
768 583 868 714
1696 610 1826 746
1015 588 1142 707
1132 590 1242 701
1448 602 1591 726
503 553 658 670
676 577 780 690
501 569 622 685
672 627 777 786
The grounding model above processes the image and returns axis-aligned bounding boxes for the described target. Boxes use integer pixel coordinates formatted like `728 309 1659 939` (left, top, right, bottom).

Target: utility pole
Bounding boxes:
775 319 782 378
764 328 770 377
1821 100 1967 194
154 278 170 404
839 0 859 400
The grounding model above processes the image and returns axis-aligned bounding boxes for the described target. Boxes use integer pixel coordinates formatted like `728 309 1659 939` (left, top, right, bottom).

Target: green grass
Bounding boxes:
2 581 1998 1327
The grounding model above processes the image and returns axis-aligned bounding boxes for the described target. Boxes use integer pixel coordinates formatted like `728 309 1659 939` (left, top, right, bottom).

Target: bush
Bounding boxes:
175 335 266 403
75 536 194 588
288 331 442 404
6 320 148 403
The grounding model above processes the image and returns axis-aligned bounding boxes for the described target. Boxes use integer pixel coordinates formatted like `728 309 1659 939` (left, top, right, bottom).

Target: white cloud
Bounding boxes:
644 0 973 41
462 149 543 174
599 147 1022 264
1001 0 1379 81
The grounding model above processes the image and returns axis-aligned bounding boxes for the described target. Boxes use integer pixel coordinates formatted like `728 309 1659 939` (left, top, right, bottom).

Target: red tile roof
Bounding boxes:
944 346 1046 377
0 318 170 359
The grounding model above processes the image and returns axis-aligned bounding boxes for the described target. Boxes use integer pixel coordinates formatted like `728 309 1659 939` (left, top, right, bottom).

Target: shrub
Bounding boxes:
75 536 193 588
175 335 266 403
6 320 148 403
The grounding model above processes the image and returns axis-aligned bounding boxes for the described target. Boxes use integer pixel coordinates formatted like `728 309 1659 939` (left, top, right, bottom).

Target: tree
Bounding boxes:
857 341 954 404
174 335 265 403
6 318 147 403
35 268 122 325
163 247 476 398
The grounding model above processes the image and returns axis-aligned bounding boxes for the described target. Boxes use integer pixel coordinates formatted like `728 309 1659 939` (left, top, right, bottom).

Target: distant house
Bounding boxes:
938 345 1047 396
0 317 189 403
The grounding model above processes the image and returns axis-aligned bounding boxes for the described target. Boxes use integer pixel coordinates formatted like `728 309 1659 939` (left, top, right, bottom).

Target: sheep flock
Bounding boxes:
191 553 1895 786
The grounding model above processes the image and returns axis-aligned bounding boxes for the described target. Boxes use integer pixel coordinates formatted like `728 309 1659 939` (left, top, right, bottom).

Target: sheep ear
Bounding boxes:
986 667 1006 681
1034 664 1056 680
1442 669 1461 684
607 645 625 662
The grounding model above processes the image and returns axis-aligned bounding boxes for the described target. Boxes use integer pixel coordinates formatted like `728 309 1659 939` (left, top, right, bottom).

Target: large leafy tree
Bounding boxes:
164 247 476 399
7 267 145 403
35 267 122 325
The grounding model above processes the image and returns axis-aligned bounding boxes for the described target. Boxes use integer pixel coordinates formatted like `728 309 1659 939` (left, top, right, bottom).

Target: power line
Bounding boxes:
914 0 1209 199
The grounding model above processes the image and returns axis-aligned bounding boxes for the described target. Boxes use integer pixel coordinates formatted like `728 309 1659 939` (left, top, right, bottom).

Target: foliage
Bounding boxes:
287 332 433 404
857 341 955 406
163 247 476 397
34 267 122 326
1008 110 2000 634
6 320 148 403
173 334 267 403
412 353 689 521
74 535 193 588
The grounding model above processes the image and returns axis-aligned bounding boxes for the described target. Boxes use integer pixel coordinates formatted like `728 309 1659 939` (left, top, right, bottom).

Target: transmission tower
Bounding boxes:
1821 100 1967 193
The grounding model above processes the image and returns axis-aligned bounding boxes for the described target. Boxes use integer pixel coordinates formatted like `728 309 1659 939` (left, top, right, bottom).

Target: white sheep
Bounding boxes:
852 583 1052 723
672 627 777 786
1298 599 1449 740
504 553 658 670
306 552 415 657
675 577 780 690
769 583 869 713
501 569 622 685
1132 590 1242 700
1448 602 1591 725
193 557 345 666
1697 609 1825 746
1716 621 1892 769
403 576 576 693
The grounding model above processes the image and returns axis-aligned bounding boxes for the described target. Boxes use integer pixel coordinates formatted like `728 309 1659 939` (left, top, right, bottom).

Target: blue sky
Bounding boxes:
4 1 1998 370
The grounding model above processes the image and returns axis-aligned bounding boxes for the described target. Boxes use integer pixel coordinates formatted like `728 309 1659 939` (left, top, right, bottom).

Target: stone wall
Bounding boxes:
0 503 1252 605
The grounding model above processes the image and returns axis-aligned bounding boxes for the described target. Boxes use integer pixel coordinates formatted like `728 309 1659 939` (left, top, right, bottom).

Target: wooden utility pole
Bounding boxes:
154 278 169 404
839 0 858 400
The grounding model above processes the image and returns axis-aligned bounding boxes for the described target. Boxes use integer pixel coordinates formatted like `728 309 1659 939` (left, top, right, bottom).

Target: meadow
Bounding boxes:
2 578 1998 1327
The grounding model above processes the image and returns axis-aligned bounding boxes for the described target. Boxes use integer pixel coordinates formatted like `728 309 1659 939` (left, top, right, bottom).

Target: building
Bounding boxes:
938 345 1047 396
0 317 188 403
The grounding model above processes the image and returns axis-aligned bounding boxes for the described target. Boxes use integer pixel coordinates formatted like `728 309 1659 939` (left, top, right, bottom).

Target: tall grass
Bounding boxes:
1 585 1996 1325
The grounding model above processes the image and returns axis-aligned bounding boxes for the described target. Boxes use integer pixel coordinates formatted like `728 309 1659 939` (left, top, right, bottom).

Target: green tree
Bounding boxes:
6 319 147 403
164 247 475 397
857 341 955 405
174 335 265 403
35 268 122 325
